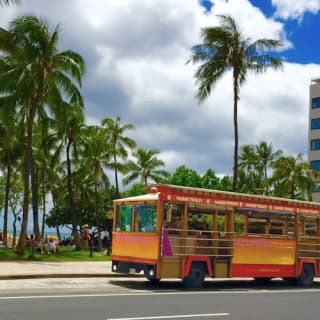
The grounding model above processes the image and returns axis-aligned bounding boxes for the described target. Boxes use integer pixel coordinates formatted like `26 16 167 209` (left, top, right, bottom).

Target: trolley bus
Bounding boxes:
111 184 320 288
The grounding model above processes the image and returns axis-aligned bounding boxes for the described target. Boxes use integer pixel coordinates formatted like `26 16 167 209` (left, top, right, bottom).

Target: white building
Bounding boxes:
309 78 320 202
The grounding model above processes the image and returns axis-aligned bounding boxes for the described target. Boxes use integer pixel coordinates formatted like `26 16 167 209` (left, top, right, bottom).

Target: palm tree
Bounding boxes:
0 117 22 246
188 15 283 191
53 104 85 248
81 125 110 250
255 141 282 194
239 144 256 174
0 16 84 253
238 145 262 194
270 153 319 200
45 161 66 240
32 118 56 239
101 116 136 197
239 142 282 194
81 126 110 190
123 148 169 186
236 168 257 194
8 170 24 247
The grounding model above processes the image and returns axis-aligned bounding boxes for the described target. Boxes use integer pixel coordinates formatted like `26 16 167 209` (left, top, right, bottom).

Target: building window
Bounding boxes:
312 97 320 109
311 160 320 171
311 139 320 150
311 118 320 129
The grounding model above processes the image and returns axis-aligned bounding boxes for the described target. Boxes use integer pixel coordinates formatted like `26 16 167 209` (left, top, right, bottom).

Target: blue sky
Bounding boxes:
201 0 320 64
253 0 320 64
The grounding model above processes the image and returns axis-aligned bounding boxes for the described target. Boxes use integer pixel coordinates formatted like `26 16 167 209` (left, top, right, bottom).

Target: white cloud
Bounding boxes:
239 63 320 155
211 0 276 35
209 0 291 49
272 0 320 20
0 0 318 179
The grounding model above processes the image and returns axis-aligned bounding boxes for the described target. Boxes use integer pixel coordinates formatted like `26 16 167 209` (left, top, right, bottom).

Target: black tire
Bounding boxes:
182 262 205 289
254 277 272 285
297 264 314 287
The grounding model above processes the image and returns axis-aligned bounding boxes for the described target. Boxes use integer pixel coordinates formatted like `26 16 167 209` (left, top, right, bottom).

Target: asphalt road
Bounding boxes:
1 278 320 320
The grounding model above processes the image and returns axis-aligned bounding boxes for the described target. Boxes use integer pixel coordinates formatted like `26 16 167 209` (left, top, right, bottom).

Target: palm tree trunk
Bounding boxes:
66 139 80 249
95 184 102 251
12 212 17 247
16 161 30 254
3 162 11 247
232 70 239 192
29 86 44 243
114 152 119 197
17 112 34 254
264 166 268 195
31 161 40 241
56 225 61 241
41 182 46 238
290 183 295 199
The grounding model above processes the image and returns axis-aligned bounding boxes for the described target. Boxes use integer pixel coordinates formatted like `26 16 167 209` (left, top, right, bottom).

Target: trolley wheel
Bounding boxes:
254 277 272 285
297 264 314 287
182 262 205 289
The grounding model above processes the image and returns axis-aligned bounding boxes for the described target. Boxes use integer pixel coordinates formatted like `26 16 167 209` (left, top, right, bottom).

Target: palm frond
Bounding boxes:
54 50 85 86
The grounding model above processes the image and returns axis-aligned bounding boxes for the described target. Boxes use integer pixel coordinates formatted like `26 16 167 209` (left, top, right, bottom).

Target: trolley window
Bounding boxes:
117 205 133 231
134 204 157 232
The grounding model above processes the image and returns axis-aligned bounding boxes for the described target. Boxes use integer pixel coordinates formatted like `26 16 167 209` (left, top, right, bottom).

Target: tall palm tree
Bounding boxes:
188 15 283 191
270 153 319 200
123 148 169 186
32 118 55 239
53 104 85 248
0 16 84 253
81 125 110 250
101 116 136 197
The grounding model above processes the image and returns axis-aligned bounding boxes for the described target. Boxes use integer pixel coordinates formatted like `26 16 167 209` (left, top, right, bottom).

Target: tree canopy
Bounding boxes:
188 14 283 191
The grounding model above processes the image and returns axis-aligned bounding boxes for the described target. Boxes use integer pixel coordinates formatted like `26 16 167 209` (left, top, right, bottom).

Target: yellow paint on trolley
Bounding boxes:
112 232 159 260
233 237 296 265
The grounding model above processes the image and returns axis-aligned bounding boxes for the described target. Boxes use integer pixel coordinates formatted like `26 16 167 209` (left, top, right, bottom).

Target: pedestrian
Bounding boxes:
82 225 89 250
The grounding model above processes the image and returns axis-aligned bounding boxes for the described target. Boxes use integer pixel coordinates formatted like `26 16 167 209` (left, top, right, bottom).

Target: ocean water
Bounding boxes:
6 228 72 239
1 214 72 239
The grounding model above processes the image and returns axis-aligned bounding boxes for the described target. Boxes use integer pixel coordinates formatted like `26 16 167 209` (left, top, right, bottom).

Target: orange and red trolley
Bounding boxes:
112 184 320 287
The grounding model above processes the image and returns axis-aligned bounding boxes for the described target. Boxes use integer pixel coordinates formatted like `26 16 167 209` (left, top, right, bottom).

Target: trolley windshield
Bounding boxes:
116 203 158 232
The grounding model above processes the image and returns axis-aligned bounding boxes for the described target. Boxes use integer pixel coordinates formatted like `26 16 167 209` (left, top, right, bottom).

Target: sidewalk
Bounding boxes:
0 261 115 280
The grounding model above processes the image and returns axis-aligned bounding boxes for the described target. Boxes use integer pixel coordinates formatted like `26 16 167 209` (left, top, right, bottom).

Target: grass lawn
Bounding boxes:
0 247 110 262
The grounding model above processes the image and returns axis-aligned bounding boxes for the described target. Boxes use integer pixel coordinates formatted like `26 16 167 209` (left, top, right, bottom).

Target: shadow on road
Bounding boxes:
109 278 320 292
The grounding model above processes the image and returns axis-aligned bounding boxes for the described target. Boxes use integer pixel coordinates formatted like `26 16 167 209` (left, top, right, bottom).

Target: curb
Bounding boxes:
0 273 144 280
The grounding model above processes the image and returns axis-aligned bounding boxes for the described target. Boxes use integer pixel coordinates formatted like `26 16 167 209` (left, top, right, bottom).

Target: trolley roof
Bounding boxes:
114 184 320 216
113 192 159 203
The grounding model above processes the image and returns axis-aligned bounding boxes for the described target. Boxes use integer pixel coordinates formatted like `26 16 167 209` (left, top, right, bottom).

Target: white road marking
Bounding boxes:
0 288 320 300
107 313 230 320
